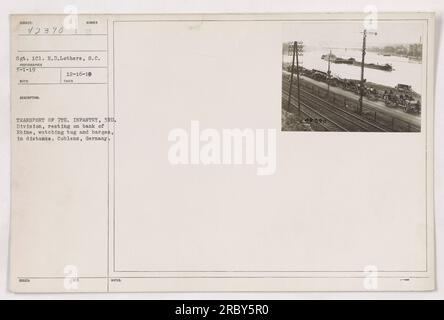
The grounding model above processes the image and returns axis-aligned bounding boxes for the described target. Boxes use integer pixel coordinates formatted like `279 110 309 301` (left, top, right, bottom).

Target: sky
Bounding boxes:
282 20 425 49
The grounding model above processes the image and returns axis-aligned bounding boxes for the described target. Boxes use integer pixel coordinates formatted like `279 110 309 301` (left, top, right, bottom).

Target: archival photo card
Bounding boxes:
9 12 435 293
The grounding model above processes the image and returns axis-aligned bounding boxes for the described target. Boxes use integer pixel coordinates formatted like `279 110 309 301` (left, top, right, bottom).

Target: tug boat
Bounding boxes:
321 54 393 71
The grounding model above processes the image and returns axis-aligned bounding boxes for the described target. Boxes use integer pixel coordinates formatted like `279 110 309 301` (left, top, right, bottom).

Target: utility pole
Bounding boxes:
327 49 332 95
295 42 301 115
287 41 303 115
287 41 296 111
358 29 377 114
358 30 367 114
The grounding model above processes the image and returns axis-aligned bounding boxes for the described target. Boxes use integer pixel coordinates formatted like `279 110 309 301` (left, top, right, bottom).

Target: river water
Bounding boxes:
283 48 422 94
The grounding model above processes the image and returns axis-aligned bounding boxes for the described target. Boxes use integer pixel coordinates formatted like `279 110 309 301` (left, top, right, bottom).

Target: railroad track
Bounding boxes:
299 87 389 132
282 90 348 132
283 81 389 132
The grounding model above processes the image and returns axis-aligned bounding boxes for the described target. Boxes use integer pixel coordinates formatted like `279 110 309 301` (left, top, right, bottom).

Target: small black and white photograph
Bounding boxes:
282 21 424 132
